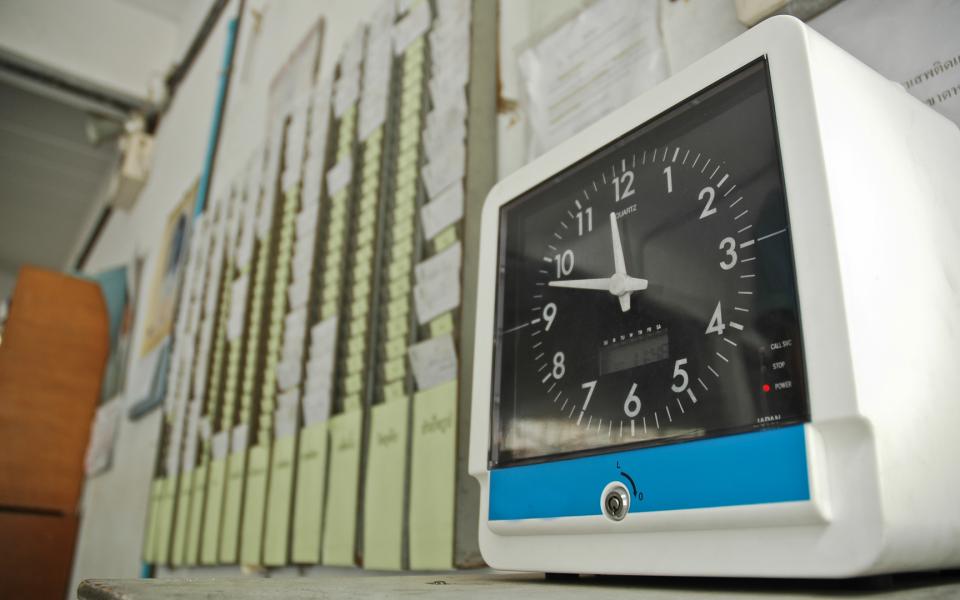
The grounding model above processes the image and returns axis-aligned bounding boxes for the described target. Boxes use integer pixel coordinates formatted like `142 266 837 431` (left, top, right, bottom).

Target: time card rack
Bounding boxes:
141 0 496 571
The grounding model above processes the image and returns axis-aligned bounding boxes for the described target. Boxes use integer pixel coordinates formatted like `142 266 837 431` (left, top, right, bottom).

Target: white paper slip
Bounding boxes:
422 146 466 201
287 278 311 311
310 317 339 345
408 333 458 391
282 336 306 367
291 250 314 283
296 204 319 239
416 241 462 283
232 423 249 453
302 390 332 425
226 276 249 341
326 156 354 197
293 234 316 266
420 183 464 240
274 405 299 439
393 0 432 55
435 0 470 22
281 168 301 193
305 352 335 382
285 307 308 331
414 267 461 325
212 430 230 459
278 388 300 410
334 66 361 117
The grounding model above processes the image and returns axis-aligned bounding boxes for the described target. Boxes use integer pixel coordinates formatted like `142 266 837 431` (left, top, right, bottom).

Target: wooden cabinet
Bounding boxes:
0 267 109 598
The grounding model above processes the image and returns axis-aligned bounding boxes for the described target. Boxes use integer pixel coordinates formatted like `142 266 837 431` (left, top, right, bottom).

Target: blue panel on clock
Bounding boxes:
489 425 809 521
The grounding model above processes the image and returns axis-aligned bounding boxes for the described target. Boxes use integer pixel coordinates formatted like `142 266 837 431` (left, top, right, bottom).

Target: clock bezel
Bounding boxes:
470 18 857 480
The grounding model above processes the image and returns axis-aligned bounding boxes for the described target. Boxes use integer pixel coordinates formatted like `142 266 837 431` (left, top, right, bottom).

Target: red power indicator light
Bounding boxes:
762 384 771 393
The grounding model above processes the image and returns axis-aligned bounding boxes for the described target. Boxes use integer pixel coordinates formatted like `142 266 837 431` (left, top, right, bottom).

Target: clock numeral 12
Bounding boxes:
613 170 635 202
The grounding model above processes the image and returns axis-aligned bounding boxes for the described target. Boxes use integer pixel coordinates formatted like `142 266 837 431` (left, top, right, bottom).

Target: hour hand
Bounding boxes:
547 278 611 291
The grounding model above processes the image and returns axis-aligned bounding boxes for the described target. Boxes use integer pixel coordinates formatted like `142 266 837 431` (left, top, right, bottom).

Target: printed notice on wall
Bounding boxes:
811 0 960 127
517 0 667 160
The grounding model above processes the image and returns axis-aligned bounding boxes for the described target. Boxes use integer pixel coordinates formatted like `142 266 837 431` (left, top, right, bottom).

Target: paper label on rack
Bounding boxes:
420 183 463 240
326 157 353 197
415 241 461 282
422 145 465 201
334 66 361 117
296 204 319 238
414 267 461 325
226 274 249 341
310 317 339 348
287 278 310 311
276 359 301 392
408 333 458 390
278 388 300 410
393 0 431 55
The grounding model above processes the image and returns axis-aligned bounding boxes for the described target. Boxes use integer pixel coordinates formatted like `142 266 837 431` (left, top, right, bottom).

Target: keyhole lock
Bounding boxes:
601 482 630 522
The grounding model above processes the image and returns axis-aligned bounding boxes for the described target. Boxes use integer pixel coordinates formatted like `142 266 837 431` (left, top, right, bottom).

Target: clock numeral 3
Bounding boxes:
719 237 738 270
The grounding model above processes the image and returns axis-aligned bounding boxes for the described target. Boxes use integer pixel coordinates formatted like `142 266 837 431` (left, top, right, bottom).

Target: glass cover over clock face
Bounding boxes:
491 59 809 468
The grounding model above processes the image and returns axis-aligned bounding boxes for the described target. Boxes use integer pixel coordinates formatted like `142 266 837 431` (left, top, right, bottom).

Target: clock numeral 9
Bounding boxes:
555 249 574 278
576 207 593 236
671 358 689 393
624 383 641 417
613 170 635 202
699 186 716 219
719 237 738 270
542 302 557 331
552 352 566 380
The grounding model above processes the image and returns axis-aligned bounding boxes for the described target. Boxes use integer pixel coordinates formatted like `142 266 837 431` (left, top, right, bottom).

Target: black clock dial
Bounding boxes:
491 59 809 468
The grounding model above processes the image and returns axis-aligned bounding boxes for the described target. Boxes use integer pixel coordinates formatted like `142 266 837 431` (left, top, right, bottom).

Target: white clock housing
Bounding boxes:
469 16 960 577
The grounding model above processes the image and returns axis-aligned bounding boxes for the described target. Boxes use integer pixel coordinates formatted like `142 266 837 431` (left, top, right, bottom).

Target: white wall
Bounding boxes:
0 0 181 103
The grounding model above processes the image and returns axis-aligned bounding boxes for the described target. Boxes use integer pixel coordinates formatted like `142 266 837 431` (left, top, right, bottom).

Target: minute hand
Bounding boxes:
547 278 612 291
547 276 648 292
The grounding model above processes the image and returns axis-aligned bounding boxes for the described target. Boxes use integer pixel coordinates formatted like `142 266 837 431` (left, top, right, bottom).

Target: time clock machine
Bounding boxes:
469 17 960 577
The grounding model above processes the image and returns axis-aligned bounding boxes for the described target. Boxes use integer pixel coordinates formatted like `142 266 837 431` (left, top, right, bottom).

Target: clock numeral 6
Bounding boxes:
719 236 738 270
555 249 574 278
552 352 566 380
624 382 641 417
671 358 689 393
542 302 557 331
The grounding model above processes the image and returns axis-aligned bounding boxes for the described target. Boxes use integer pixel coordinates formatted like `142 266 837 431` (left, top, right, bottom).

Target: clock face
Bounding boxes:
491 59 809 467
